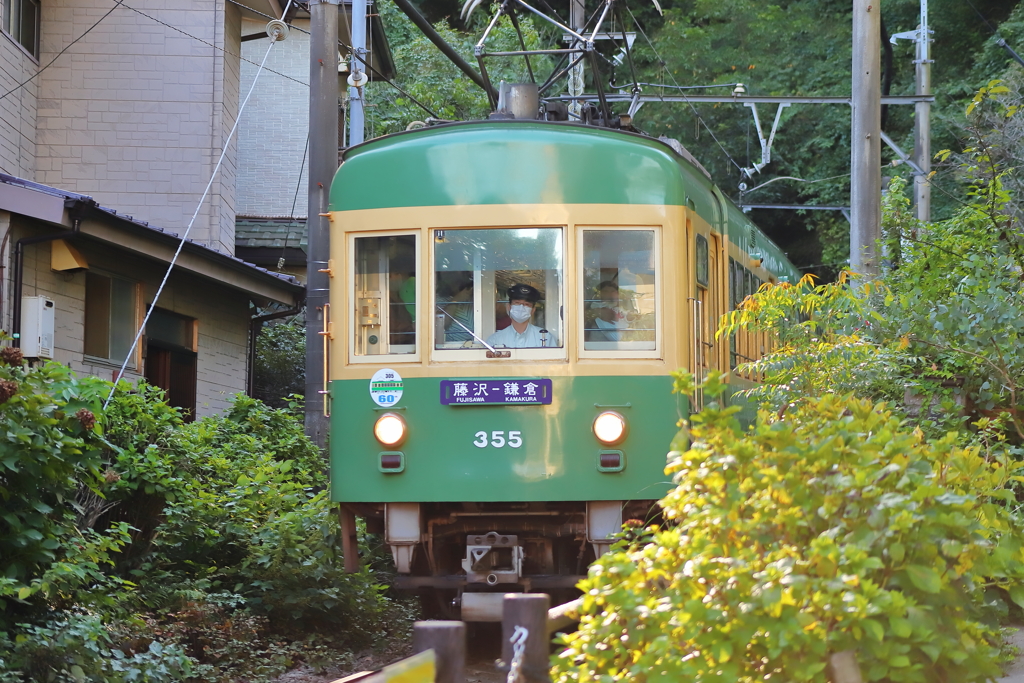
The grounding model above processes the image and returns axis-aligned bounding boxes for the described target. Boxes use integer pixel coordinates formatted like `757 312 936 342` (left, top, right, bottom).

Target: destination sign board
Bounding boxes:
440 379 552 405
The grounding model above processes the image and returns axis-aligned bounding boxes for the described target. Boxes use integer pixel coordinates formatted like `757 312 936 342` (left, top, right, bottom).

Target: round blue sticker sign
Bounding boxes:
369 368 403 406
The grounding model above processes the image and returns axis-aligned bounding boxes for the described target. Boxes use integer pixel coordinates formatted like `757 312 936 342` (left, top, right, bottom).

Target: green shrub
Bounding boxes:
0 612 192 683
0 356 113 625
553 374 1024 683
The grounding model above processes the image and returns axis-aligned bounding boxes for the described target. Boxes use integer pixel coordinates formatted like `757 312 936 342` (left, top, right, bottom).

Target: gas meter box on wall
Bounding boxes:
21 296 55 359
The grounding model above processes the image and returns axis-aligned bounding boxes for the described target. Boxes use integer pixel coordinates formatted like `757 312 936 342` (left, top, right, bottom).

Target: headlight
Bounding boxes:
593 411 627 446
374 413 407 447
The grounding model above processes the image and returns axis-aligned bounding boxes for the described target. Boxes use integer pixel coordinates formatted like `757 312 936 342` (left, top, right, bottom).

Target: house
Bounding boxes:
0 0 393 417
0 173 303 418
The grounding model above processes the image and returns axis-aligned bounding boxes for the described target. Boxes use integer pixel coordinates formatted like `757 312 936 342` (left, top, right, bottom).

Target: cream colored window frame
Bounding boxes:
83 270 143 370
347 230 422 365
577 225 662 360
428 226 568 364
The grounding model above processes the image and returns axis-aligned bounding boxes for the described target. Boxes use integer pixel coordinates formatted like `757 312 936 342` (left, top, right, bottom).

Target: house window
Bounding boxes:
84 272 140 363
144 307 197 421
3 0 40 58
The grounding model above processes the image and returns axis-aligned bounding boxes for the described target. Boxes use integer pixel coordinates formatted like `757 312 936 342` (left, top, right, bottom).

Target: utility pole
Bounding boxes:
305 0 340 447
913 0 931 222
349 0 367 146
568 0 584 121
850 0 881 278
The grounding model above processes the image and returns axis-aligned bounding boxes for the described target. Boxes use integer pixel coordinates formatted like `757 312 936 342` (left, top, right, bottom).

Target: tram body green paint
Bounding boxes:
330 375 679 504
330 122 695 210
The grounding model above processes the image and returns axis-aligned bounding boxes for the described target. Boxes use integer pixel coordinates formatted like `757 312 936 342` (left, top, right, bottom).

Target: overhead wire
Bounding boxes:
962 0 1024 68
624 4 744 175
226 0 439 117
116 1 309 86
104 12 290 409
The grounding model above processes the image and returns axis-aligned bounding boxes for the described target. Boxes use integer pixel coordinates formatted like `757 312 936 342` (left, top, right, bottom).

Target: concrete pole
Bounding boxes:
913 0 931 222
349 0 367 146
305 0 340 447
567 0 584 121
850 0 882 278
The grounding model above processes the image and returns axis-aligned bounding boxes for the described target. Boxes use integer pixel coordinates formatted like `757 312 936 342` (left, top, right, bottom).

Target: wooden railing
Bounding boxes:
333 593 864 683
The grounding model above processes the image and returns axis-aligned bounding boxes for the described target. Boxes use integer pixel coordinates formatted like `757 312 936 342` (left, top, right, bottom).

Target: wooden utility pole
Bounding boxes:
305 0 339 447
850 0 881 278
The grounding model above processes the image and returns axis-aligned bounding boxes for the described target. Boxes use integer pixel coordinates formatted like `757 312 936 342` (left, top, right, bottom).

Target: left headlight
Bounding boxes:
593 411 627 446
374 412 407 447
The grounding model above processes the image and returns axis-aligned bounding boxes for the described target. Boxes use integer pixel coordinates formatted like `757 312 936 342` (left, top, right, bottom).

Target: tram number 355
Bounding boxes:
474 431 522 448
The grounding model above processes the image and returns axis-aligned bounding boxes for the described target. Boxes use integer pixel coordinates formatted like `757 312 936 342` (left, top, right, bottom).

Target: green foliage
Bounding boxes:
553 381 1024 683
367 0 552 133
1 373 395 682
717 273 906 410
253 316 305 410
0 613 193 683
0 356 114 622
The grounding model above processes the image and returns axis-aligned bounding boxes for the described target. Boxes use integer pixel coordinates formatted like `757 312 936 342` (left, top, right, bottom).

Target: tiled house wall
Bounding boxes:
33 0 242 254
9 216 252 418
236 17 310 218
0 31 38 178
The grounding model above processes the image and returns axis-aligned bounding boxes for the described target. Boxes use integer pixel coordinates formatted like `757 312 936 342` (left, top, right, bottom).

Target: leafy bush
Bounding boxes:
718 272 907 411
253 316 305 410
553 373 1024 683
2 375 397 682
0 613 192 683
0 358 109 589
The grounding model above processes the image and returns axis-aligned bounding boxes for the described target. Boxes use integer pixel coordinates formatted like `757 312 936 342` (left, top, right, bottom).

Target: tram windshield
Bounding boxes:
434 228 563 350
582 229 656 351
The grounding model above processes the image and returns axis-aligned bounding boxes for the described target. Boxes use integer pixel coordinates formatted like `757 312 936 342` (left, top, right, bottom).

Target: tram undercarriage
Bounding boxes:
345 500 656 621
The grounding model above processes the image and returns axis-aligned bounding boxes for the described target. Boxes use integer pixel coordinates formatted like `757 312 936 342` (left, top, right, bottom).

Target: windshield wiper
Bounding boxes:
435 305 510 358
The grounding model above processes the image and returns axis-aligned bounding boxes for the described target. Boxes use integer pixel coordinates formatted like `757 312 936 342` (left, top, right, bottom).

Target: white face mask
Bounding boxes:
509 303 532 324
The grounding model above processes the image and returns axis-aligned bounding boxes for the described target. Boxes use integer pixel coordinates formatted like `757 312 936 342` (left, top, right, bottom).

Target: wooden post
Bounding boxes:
502 593 551 683
828 650 864 683
412 621 465 683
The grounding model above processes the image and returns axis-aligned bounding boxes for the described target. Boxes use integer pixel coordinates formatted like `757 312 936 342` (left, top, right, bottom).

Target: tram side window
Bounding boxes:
582 230 656 351
695 234 709 288
353 234 417 356
434 228 563 350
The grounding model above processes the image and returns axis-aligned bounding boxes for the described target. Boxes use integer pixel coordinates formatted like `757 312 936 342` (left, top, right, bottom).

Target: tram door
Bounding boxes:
694 231 712 380
707 233 723 370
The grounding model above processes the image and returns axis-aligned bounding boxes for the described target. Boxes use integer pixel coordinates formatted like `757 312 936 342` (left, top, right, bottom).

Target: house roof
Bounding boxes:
235 216 307 251
0 174 305 305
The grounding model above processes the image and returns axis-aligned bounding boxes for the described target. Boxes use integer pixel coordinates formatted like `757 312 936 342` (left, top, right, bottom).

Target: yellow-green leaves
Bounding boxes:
552 393 1024 683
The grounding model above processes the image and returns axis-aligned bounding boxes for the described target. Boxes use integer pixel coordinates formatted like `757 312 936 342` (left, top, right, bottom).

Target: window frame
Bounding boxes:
347 229 422 365
428 225 568 363
2 0 40 60
83 270 143 369
577 225 662 360
694 233 709 289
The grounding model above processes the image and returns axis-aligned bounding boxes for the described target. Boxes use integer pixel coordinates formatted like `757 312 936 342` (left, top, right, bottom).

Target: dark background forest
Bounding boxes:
362 0 1024 280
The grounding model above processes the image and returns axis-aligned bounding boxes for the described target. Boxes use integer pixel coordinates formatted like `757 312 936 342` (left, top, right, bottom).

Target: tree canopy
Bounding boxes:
365 0 1024 276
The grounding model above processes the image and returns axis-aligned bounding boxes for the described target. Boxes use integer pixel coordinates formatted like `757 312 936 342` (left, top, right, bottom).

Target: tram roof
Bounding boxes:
330 120 711 212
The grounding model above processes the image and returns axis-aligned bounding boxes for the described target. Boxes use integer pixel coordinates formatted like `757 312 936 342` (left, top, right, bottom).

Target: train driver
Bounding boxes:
486 284 546 348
